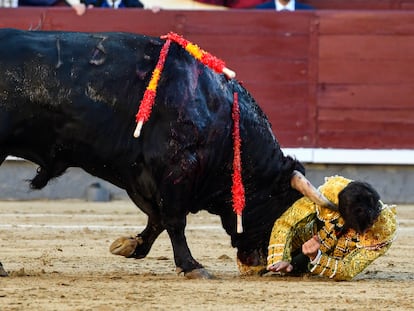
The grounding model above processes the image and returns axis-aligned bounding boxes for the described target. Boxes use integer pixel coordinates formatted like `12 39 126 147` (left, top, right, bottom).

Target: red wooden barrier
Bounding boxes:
0 7 413 149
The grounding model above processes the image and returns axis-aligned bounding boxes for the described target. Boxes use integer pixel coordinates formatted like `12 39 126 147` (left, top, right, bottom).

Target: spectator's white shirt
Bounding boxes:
275 0 295 11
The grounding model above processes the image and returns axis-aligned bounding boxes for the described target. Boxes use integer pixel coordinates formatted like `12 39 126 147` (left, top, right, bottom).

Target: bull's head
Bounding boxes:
236 170 336 275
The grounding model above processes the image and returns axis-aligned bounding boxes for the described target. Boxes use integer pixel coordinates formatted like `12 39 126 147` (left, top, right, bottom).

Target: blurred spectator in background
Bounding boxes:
19 0 58 4
194 0 313 10
193 0 261 8
1 0 18 7
80 0 143 8
256 0 313 10
17 0 143 16
18 0 88 15
67 0 143 14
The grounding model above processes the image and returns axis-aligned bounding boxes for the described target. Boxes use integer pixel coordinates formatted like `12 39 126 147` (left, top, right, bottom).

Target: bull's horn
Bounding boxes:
291 170 337 211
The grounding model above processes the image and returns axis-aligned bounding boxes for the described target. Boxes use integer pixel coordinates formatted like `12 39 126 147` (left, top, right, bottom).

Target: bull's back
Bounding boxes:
0 29 165 183
0 29 158 105
0 29 283 208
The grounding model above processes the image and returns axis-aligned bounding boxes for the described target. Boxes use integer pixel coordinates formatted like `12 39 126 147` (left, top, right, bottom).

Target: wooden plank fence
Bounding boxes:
1 7 413 149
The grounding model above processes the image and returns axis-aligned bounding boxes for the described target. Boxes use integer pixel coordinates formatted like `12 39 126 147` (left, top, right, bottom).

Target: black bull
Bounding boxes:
0 29 310 278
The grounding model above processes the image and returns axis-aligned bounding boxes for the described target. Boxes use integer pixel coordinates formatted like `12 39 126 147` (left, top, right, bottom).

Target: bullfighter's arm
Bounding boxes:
267 197 316 270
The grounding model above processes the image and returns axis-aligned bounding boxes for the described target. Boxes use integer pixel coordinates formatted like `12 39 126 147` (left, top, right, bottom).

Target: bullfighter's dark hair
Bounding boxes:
338 181 382 234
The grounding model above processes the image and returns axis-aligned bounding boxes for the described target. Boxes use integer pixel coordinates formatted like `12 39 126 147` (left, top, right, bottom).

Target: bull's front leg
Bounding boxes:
162 211 213 279
110 193 164 259
110 215 164 258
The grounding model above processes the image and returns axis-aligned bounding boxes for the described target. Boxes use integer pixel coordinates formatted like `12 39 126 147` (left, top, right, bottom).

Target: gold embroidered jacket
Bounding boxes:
267 176 397 281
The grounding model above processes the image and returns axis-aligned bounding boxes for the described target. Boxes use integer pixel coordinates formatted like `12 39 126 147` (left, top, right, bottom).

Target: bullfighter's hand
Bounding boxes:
302 235 321 260
268 261 293 273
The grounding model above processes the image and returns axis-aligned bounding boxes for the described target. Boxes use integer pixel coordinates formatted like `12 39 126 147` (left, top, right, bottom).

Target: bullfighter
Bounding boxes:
267 175 397 281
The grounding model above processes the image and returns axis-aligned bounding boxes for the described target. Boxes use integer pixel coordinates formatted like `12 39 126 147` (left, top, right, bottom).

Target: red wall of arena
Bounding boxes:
1 5 413 149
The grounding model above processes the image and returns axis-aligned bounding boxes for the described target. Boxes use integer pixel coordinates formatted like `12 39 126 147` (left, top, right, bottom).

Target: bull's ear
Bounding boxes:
291 170 337 211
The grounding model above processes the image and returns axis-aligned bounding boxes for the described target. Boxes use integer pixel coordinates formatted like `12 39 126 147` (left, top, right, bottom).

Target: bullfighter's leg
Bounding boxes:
110 192 165 258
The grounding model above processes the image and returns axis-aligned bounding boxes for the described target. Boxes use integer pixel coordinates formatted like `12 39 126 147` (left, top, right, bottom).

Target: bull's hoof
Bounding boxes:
183 268 214 279
109 236 143 257
0 263 8 277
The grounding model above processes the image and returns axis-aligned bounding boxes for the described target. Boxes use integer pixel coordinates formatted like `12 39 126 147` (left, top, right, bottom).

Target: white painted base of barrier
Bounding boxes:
5 148 414 166
282 148 414 165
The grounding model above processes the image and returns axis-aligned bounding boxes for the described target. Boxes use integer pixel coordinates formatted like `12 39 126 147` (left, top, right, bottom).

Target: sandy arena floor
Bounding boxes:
0 200 413 310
